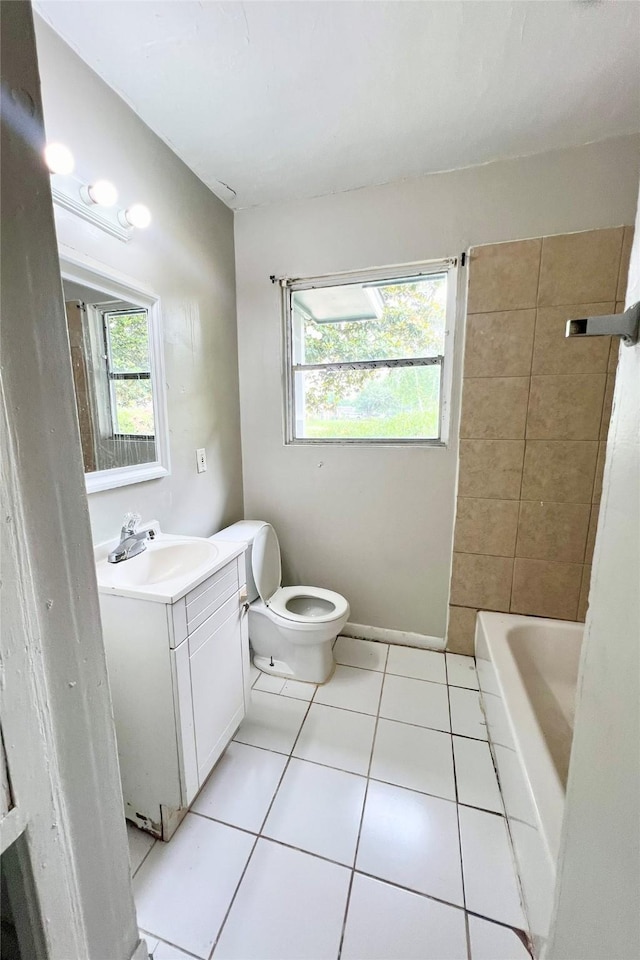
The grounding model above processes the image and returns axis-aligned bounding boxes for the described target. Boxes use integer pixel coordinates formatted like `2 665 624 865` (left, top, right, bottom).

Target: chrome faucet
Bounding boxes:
108 513 150 564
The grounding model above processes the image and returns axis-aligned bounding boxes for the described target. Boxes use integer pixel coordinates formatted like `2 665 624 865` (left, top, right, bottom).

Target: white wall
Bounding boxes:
234 136 640 638
34 19 243 545
547 184 640 959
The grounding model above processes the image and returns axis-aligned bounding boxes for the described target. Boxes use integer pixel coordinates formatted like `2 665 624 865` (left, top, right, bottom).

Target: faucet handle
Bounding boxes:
121 512 141 537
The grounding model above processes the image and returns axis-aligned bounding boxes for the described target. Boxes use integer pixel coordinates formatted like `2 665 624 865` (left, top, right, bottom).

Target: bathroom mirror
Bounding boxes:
60 253 170 493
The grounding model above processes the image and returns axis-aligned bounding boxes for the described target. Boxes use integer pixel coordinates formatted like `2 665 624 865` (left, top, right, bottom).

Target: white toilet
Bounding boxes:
211 521 349 683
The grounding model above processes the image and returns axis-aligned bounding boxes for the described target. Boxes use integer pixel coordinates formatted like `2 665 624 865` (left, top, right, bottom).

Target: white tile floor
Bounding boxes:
129 638 531 960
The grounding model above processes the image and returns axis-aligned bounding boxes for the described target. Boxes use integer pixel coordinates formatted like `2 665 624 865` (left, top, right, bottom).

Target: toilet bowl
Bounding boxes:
211 521 349 683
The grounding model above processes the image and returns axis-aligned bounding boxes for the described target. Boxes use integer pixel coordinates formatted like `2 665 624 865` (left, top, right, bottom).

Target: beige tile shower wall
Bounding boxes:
447 227 633 655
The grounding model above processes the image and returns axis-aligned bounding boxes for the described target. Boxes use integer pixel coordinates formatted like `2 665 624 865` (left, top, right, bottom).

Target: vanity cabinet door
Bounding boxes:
189 601 245 786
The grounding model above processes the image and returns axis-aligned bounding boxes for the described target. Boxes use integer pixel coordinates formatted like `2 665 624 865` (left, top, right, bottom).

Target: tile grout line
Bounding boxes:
252 675 351 959
473 684 533 948
336 641 390 959
509 244 544 615
189 809 258 836
147 648 490 956
145 932 206 960
457 250 540 629
206 827 354 872
141 852 531 960
242 681 456 722
141 648 525 959
235 703 490 764
350 868 468 915
206 683 318 960
227 737 504 811
205 832 260 960
198 684 508 960
337 653 383 959
232 739 371 778
255 651 480 691
446 669 471 960
131 835 157 880
194 769 502 827
465 906 530 938
256 689 318 836
463 911 473 960
191 811 505 918
495 793 532 948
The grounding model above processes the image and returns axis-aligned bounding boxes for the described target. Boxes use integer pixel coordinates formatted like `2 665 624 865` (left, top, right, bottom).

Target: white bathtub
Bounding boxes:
475 612 583 956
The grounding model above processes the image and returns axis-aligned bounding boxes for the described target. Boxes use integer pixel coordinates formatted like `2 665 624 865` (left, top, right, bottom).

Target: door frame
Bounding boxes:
1 3 147 957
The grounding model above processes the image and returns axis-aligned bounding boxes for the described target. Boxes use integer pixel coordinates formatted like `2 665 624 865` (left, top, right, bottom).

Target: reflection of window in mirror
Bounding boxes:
63 281 156 472
59 262 169 493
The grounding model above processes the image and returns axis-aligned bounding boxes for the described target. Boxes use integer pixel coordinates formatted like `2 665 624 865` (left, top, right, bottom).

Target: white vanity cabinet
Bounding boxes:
99 550 249 840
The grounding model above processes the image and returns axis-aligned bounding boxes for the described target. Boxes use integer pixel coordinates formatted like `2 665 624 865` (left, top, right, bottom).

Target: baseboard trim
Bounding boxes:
342 622 445 652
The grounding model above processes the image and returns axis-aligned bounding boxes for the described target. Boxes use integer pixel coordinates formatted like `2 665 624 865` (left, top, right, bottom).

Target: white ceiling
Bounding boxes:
35 1 640 210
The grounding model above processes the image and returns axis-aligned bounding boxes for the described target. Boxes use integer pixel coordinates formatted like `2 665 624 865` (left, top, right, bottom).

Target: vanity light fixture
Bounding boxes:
118 203 152 230
80 179 119 208
44 142 75 176
45 144 152 242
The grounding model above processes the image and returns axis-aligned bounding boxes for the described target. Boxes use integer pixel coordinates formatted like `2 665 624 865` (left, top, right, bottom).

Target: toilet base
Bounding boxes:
253 654 336 685
253 655 295 680
248 601 343 683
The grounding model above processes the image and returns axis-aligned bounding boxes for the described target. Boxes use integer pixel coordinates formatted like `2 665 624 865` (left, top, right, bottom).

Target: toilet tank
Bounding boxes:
210 520 268 603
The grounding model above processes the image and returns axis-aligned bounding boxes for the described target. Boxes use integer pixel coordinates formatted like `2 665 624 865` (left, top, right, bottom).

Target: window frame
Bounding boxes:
101 306 155 441
282 259 458 446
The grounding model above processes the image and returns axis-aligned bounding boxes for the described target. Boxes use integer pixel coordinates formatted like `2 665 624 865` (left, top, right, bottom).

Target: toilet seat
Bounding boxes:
252 524 348 625
268 585 349 624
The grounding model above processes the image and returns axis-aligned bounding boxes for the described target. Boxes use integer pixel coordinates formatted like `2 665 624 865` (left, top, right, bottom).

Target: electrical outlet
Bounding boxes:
196 448 207 473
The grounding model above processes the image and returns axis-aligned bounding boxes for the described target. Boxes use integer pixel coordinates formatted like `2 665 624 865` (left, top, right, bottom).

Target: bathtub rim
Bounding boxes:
475 610 583 872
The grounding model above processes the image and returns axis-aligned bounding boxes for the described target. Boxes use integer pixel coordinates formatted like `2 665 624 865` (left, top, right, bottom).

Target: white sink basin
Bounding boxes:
95 531 242 603
98 539 218 588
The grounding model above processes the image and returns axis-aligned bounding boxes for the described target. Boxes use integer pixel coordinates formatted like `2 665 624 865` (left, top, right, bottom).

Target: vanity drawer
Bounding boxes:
188 559 239 605
168 557 242 648
188 592 239 657
186 565 239 631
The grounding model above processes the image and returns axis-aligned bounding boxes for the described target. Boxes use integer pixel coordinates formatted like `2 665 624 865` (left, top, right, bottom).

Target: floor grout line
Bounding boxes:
445 660 470 958
350 868 466 914
336 870 357 960
232 740 370 778
257 694 316 836
463 911 473 960
145 933 207 960
130 834 157 879
205 833 260 960
235 719 490 764
205 691 318 960
193 769 506 835
334 660 387 673
336 640 389 960
141 866 531 960
189 809 259 836
465 908 534 958
464 907 530 936
135 648 528 960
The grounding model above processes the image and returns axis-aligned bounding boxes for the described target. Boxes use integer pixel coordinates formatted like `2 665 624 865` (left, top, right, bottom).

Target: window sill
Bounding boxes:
285 438 448 448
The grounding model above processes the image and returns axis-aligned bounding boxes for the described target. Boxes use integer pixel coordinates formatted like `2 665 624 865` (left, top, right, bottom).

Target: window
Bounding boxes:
102 307 155 439
284 261 456 443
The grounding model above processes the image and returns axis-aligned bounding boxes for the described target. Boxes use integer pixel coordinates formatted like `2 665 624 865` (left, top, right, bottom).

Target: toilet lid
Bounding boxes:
252 523 282 604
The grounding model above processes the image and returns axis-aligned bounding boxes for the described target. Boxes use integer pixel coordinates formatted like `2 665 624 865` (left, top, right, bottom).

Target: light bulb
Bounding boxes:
84 179 118 207
120 203 152 229
44 142 75 175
